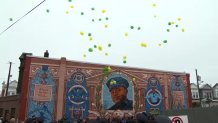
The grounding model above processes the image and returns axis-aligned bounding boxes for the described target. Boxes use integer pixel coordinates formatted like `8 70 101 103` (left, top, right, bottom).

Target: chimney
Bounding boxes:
44 50 49 57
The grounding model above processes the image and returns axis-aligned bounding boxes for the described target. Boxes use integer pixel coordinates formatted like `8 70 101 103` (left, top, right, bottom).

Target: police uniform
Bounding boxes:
106 77 133 110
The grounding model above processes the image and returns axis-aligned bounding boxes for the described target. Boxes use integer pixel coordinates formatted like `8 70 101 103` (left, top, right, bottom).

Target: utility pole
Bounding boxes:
195 69 202 107
5 61 12 96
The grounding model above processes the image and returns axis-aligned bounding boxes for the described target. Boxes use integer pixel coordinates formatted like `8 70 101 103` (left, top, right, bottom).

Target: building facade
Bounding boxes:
1 80 18 97
17 55 192 123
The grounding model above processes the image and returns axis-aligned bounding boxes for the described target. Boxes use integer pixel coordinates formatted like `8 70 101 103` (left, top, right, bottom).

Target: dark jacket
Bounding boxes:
108 99 133 110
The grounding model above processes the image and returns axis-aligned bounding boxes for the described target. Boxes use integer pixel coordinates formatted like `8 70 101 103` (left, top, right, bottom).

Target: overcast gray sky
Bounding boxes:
1 0 218 91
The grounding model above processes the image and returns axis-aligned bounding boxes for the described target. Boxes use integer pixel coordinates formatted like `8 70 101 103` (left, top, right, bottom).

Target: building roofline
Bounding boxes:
26 55 189 75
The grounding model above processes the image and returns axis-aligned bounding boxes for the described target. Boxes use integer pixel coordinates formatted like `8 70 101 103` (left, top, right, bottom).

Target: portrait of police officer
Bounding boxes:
106 76 133 110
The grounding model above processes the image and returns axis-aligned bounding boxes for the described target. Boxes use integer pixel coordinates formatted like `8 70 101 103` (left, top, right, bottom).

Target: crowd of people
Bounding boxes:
0 112 172 123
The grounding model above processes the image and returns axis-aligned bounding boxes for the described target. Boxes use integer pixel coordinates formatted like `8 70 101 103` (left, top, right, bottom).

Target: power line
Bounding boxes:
0 0 46 36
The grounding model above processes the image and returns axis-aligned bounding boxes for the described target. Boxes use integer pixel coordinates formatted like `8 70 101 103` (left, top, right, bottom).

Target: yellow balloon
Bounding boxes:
80 32 84 36
104 24 108 28
182 28 185 32
141 42 147 47
70 5 74 8
98 45 103 51
102 9 106 14
124 32 128 37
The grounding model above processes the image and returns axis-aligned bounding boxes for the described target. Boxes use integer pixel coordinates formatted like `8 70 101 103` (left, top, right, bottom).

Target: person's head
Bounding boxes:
106 77 129 103
154 115 171 123
9 118 16 123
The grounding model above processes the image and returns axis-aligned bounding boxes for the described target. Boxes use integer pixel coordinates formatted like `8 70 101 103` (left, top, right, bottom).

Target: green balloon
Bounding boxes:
91 8 95 10
137 27 141 30
81 12 84 15
108 43 111 47
88 48 93 52
168 22 171 25
130 26 134 29
105 17 109 20
88 33 92 36
123 60 127 64
94 45 97 48
167 29 170 32
163 40 167 43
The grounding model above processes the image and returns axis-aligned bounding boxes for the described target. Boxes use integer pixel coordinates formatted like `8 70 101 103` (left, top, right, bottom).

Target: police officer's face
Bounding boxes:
110 86 128 103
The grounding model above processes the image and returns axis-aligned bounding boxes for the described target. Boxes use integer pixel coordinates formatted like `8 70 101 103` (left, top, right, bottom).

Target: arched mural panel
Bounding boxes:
170 75 188 110
27 65 56 123
145 77 164 114
65 72 89 122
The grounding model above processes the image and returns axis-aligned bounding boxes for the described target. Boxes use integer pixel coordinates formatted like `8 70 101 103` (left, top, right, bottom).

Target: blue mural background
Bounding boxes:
145 77 164 113
103 72 133 109
171 75 188 110
27 65 56 123
65 72 89 122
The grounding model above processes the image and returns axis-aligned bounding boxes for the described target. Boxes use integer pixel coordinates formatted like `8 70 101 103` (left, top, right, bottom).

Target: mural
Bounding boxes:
103 72 133 110
170 75 188 110
145 77 164 114
27 65 56 123
65 72 89 122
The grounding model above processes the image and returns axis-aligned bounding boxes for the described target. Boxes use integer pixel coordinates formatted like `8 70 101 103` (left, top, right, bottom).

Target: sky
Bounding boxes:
0 0 218 91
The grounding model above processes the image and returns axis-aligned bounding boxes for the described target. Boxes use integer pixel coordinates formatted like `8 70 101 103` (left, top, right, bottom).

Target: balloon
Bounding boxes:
81 12 84 15
91 8 95 10
108 43 111 47
98 45 103 51
88 48 93 52
137 27 141 30
66 11 69 14
83 54 87 58
105 17 109 20
46 9 49 13
89 37 93 41
163 40 167 43
124 32 129 37
105 52 109 56
141 42 147 47
178 18 181 21
152 3 157 7
70 5 74 8
123 56 127 59
104 24 108 28
167 29 170 32
94 45 97 48
130 26 134 29
182 28 185 32
102 9 106 14
80 32 84 36
123 60 127 64
88 33 92 36
9 18 13 21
